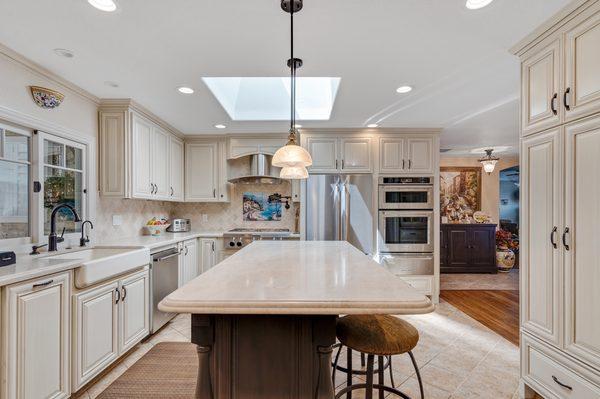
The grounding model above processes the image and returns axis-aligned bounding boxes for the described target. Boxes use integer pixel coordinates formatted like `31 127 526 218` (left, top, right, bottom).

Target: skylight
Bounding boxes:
202 77 341 121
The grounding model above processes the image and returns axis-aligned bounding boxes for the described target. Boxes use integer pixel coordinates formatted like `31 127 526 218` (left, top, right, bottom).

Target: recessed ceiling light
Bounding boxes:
53 48 74 58
87 0 117 12
396 86 413 94
177 86 194 94
104 81 119 88
215 124 226 129
367 123 379 128
465 0 494 10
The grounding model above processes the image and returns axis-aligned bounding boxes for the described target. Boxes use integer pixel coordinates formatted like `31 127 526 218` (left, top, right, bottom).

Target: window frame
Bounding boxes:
0 123 32 246
33 131 88 244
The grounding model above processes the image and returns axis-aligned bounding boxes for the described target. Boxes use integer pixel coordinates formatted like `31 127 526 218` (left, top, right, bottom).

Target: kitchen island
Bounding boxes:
159 241 433 398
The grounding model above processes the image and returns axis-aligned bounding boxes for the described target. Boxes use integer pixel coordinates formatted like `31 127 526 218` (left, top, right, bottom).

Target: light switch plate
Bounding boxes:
112 215 123 226
202 214 208 222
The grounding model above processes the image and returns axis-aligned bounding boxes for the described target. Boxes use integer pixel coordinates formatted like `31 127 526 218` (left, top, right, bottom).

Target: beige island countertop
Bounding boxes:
159 240 434 315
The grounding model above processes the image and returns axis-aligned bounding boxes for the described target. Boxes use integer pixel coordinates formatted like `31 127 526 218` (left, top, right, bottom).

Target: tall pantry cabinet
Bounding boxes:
512 1 600 397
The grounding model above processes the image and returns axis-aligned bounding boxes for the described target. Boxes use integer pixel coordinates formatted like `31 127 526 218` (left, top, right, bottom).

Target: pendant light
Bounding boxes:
479 149 500 175
272 0 312 179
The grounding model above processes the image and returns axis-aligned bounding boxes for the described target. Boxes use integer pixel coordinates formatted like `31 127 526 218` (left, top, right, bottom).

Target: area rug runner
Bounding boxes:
97 342 198 398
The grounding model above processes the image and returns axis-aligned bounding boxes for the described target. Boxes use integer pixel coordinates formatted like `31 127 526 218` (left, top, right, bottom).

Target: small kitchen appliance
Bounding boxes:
167 219 191 233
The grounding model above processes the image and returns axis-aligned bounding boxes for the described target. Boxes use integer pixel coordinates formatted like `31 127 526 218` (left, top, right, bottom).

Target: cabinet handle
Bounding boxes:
121 286 127 301
562 227 570 251
335 160 338 169
185 246 189 256
213 188 216 198
402 159 405 169
155 184 159 194
212 241 215 252
150 183 154 194
552 375 573 391
550 226 558 249
32 279 54 288
115 287 121 304
408 159 412 169
341 159 345 169
551 93 558 115
563 88 571 111
170 186 174 196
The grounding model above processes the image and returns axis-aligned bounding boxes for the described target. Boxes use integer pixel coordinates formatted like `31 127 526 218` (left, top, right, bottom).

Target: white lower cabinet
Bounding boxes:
2 272 71 399
179 239 199 286
72 268 149 391
200 238 217 273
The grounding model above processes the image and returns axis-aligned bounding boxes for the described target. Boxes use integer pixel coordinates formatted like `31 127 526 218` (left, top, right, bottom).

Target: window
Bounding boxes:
41 136 85 236
0 127 30 240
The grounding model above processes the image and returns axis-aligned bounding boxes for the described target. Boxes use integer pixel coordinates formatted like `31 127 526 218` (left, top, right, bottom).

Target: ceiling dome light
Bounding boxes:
465 0 494 10
214 124 226 129
367 123 379 128
177 87 194 94
53 48 74 58
88 0 117 12
280 166 309 180
396 86 413 94
478 149 500 175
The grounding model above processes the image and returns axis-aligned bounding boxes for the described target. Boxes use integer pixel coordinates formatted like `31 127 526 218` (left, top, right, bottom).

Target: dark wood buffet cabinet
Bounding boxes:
440 223 497 273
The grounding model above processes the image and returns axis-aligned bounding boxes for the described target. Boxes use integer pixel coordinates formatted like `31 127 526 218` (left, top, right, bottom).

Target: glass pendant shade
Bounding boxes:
280 165 309 179
481 159 498 174
272 142 313 168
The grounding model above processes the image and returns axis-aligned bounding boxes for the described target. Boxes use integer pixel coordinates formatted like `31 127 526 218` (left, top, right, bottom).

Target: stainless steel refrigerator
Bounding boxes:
305 174 374 254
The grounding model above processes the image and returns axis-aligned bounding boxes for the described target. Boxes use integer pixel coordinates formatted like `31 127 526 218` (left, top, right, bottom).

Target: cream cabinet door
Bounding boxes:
151 127 171 199
185 143 218 201
406 137 434 174
379 138 405 173
521 39 561 135
340 138 372 173
73 281 119 391
564 7 600 122
200 238 216 273
564 115 600 366
180 239 199 285
306 137 339 173
132 115 153 198
520 128 562 347
3 273 70 399
119 270 149 353
169 136 184 201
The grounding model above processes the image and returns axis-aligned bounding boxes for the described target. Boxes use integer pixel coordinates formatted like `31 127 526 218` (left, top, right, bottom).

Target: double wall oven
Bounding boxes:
377 177 434 275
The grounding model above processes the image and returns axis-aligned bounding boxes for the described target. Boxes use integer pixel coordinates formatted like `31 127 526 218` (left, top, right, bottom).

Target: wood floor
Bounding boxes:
440 290 520 346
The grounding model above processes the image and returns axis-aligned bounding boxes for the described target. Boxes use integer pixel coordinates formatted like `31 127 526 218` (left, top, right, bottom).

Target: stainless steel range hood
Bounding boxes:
228 154 283 185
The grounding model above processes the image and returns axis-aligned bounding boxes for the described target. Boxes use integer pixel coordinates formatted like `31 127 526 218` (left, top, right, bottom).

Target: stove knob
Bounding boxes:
229 241 235 247
236 241 243 247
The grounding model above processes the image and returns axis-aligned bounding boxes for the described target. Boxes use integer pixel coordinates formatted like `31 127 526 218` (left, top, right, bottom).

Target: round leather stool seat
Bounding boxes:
336 315 419 356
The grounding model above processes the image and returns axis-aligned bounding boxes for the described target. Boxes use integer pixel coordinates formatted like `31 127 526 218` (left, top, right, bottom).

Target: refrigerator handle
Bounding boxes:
334 181 342 241
340 180 350 242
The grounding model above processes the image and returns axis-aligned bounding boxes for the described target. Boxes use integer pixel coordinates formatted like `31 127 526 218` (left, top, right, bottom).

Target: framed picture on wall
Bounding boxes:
440 167 482 222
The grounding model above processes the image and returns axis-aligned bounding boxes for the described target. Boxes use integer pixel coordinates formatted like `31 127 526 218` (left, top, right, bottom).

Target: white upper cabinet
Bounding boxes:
185 142 219 201
340 138 372 172
2 272 71 399
305 137 339 173
521 39 562 135
378 136 434 174
99 103 184 201
520 128 562 346
406 137 434 174
564 6 600 121
169 136 184 201
563 114 600 366
132 114 154 199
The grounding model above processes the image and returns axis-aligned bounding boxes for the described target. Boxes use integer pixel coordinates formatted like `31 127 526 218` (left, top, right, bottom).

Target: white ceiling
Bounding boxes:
0 0 570 151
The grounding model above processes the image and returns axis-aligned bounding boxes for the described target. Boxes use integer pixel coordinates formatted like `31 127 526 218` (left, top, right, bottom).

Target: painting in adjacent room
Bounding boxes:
440 167 482 222
243 192 282 221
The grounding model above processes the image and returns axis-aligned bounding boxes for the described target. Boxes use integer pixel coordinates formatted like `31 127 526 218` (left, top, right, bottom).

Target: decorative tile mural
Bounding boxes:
242 192 282 221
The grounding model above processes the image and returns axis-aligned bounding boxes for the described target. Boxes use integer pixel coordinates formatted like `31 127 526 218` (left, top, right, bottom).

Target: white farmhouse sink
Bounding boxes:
46 247 151 288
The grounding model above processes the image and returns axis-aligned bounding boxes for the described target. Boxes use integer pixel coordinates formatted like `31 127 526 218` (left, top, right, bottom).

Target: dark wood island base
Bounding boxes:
191 314 337 399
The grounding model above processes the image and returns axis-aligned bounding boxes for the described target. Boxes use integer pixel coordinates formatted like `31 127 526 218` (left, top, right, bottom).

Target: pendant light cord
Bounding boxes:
290 7 296 134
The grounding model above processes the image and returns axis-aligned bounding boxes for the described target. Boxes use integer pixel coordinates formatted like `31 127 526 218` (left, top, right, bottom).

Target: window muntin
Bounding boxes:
0 128 30 240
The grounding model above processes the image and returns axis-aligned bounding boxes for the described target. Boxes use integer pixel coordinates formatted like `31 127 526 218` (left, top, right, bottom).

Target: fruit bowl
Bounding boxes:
144 224 170 236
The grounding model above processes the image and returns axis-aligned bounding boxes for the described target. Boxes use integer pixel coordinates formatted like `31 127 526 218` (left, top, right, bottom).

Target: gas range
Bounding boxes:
223 228 291 249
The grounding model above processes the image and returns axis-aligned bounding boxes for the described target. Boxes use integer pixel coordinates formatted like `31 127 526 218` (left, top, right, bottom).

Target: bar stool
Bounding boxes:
334 315 424 399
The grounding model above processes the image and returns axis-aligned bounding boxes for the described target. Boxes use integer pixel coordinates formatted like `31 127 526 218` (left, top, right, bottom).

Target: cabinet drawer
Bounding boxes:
397 276 433 296
523 336 600 399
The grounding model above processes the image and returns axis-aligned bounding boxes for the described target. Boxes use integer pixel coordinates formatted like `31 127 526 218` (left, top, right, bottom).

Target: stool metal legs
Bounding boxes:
409 351 424 399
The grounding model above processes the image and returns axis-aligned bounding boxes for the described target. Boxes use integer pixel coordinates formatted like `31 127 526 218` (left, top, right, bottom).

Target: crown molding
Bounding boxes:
0 43 100 105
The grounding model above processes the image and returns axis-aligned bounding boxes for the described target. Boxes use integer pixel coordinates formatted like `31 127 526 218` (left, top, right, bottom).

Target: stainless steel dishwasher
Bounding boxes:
150 246 180 334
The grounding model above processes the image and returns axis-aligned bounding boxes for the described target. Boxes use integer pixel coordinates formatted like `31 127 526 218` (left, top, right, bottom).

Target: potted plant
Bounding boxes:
496 229 517 272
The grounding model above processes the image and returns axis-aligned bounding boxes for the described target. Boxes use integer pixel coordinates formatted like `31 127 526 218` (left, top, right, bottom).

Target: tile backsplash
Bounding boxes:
95 182 298 240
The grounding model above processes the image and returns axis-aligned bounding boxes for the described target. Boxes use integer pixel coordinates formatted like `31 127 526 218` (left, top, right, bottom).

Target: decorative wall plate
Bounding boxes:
29 86 65 109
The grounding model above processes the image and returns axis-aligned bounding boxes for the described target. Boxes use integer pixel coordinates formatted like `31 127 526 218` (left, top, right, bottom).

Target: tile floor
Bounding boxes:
75 300 521 399
440 269 519 291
